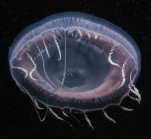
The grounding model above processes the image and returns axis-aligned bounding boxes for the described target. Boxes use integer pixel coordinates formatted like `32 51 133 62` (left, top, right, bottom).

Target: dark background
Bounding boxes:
0 0 151 139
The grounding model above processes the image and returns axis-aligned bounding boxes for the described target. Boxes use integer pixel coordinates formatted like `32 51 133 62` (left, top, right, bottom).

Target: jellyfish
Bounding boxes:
9 12 141 129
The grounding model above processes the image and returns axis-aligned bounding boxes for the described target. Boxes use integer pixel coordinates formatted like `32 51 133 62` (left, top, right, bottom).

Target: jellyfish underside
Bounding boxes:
9 13 141 130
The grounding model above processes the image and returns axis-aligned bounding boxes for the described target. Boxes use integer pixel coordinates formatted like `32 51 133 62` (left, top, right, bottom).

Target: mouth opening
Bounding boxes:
57 68 88 88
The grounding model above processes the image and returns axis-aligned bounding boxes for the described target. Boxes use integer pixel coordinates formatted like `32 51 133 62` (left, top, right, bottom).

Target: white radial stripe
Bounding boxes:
41 37 50 58
33 41 54 85
26 52 37 81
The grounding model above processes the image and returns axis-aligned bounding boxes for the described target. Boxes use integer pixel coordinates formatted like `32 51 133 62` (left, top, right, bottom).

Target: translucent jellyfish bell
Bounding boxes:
9 12 141 129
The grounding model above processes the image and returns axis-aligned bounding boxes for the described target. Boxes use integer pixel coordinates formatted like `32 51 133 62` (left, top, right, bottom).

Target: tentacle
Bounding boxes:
18 84 48 122
129 69 141 103
70 109 80 123
11 66 28 78
52 30 61 60
49 108 74 130
128 95 140 104
118 58 129 89
84 112 94 130
33 99 44 110
61 31 67 88
103 110 116 123
26 52 38 81
108 45 121 67
62 110 68 117
33 41 55 86
41 37 50 58
120 106 133 111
